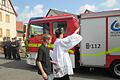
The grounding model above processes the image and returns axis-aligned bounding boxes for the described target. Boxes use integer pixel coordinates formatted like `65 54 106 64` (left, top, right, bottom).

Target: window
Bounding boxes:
0 12 2 21
0 28 2 37
6 14 10 23
43 23 50 34
2 0 5 6
6 29 10 37
53 22 67 34
29 23 50 37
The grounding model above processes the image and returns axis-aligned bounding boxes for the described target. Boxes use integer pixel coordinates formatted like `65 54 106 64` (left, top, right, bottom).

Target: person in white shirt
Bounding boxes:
52 27 82 80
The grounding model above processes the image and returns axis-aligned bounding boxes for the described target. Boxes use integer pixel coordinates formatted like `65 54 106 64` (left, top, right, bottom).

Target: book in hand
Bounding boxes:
54 65 60 74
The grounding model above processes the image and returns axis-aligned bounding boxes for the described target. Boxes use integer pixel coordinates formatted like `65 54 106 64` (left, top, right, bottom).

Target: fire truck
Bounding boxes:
80 10 120 77
26 10 120 77
26 14 79 69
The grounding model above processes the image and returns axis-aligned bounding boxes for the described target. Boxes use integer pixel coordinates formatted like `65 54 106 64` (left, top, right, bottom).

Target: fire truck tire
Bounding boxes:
110 61 120 78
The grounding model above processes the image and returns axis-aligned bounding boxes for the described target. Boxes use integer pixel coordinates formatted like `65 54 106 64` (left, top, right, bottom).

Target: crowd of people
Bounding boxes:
3 37 21 60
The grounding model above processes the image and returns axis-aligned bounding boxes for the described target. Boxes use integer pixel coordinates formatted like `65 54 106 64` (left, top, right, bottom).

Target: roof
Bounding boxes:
46 9 77 18
30 15 76 24
29 17 44 21
81 9 120 19
9 0 17 16
84 9 94 14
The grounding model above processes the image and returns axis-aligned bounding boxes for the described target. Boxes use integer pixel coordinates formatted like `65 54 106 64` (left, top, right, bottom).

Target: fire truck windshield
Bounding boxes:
29 23 50 37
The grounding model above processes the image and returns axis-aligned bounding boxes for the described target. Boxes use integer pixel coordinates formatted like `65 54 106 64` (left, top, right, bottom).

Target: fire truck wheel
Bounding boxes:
110 61 120 78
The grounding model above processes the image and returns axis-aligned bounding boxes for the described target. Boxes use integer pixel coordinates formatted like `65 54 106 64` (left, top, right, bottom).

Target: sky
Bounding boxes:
12 0 120 23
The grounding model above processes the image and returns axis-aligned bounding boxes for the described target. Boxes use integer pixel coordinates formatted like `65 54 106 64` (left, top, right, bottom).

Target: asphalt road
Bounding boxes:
0 54 119 80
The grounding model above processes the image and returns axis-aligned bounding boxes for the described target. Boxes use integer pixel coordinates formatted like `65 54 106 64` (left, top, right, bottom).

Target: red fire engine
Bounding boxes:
26 14 79 69
26 10 120 78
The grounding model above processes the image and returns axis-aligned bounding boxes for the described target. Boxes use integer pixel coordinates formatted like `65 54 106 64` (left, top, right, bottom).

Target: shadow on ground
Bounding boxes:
71 67 118 80
0 56 37 72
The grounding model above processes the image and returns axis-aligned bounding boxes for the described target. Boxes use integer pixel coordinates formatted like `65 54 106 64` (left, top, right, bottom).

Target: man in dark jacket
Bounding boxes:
3 41 8 59
11 37 21 60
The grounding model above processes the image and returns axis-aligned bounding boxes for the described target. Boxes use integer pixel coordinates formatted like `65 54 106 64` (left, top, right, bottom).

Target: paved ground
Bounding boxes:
0 54 119 80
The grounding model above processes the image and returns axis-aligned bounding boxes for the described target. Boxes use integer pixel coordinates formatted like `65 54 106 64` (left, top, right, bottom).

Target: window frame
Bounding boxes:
52 21 67 34
6 29 10 37
0 12 2 21
6 14 10 23
2 0 5 6
0 28 2 37
29 23 50 38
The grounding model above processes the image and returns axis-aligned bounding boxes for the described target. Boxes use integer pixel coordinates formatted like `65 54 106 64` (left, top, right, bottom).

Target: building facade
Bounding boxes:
0 0 17 41
16 21 24 41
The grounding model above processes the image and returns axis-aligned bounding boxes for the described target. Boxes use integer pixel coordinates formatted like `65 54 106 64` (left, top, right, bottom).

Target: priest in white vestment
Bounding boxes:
52 27 82 80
